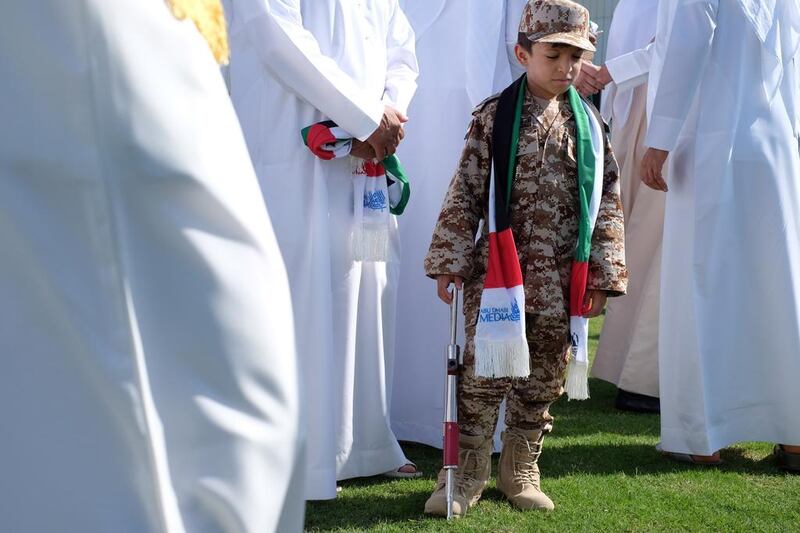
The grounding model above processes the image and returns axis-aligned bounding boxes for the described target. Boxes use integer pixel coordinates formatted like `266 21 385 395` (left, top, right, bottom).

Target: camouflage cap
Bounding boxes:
519 0 596 52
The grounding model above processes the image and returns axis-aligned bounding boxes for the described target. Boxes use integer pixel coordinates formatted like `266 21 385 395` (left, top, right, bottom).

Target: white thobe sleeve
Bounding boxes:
381 1 419 115
605 43 654 92
645 0 719 151
237 0 386 140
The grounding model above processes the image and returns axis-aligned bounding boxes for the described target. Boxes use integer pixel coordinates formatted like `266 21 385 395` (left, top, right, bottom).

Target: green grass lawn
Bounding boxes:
306 317 800 532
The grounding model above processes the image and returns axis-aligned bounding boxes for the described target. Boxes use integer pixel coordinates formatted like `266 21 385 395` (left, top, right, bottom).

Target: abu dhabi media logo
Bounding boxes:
478 299 521 323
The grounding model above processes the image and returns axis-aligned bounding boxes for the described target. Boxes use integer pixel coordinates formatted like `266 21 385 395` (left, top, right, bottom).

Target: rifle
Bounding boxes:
443 286 462 520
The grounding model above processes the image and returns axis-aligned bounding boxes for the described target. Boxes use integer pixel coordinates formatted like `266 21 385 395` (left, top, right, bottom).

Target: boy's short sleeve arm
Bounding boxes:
587 136 628 295
423 107 492 279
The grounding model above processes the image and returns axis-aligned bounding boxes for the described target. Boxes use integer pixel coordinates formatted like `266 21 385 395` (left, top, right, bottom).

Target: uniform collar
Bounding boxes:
524 88 573 131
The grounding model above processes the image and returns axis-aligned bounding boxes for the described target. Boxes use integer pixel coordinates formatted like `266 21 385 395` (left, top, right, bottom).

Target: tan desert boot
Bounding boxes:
423 433 492 517
497 428 555 511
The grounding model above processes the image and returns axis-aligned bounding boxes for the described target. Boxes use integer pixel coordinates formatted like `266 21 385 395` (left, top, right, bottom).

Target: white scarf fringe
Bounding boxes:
352 223 389 262
474 337 530 378
564 358 590 400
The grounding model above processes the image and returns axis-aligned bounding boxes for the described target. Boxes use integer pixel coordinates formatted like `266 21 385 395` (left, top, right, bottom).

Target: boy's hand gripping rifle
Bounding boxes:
443 286 462 520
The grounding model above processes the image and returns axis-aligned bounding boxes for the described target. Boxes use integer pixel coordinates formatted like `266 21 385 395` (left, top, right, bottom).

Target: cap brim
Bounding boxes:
536 33 596 52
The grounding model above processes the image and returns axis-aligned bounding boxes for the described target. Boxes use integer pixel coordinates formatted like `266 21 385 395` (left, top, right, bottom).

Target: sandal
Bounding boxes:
774 445 800 473
656 443 724 466
383 462 423 479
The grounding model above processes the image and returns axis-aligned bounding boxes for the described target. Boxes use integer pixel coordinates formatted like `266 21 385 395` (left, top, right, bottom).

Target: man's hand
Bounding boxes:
595 64 613 86
436 274 464 305
574 62 603 96
350 139 376 160
366 106 408 160
640 148 669 191
582 290 607 318
574 62 613 97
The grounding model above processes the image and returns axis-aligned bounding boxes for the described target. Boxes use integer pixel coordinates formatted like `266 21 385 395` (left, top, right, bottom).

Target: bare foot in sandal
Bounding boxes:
384 462 423 478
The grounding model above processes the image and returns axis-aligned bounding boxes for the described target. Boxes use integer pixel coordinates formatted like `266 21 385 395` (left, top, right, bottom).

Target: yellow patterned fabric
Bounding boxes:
166 0 229 64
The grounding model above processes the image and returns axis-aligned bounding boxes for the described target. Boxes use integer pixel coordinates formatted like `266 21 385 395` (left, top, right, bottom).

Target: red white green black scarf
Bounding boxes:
475 76 604 401
301 120 410 262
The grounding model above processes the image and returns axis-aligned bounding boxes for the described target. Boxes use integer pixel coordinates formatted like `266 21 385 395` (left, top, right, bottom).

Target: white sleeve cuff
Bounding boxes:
605 45 652 91
351 99 385 142
645 115 683 151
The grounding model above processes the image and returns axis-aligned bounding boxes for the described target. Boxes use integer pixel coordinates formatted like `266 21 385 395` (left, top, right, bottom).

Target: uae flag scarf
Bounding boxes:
476 75 604 401
301 120 410 262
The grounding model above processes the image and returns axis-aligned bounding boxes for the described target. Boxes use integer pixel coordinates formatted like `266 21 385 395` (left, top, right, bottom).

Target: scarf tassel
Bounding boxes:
352 223 389 262
564 358 590 401
474 337 530 378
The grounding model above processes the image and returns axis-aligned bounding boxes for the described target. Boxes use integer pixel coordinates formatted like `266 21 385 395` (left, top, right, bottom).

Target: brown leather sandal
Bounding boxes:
774 445 800 473
656 443 724 466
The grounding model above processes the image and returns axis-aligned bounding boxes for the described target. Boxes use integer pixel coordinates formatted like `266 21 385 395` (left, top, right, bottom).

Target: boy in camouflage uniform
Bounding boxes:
423 0 627 517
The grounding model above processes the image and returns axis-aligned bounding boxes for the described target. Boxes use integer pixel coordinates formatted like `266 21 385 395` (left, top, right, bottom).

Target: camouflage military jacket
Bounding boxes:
424 88 628 322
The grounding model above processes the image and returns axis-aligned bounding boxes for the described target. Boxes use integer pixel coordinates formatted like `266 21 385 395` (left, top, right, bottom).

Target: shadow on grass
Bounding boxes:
305 443 786 531
335 441 785 487
305 486 432 531
527 380 663 440
540 442 785 477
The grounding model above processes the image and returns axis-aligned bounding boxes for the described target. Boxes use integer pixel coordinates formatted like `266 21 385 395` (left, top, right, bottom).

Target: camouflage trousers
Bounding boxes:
458 313 571 437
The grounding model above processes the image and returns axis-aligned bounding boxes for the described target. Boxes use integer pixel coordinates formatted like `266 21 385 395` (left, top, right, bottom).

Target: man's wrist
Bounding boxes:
598 65 613 86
